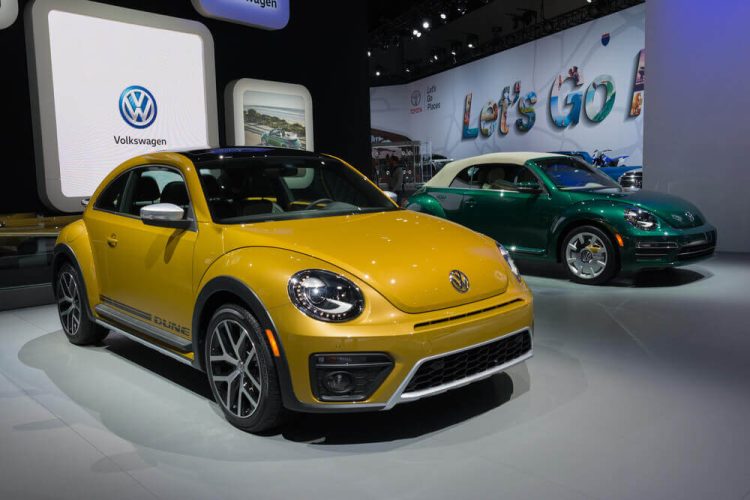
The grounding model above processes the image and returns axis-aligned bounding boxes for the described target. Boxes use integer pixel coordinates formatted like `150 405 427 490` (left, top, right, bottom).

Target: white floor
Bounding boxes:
1 254 750 500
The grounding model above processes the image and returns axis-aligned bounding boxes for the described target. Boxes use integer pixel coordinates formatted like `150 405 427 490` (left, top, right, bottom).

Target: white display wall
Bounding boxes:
370 4 645 164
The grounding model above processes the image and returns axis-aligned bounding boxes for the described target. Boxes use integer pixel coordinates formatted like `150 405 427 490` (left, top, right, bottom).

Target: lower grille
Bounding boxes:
678 243 715 260
404 330 532 393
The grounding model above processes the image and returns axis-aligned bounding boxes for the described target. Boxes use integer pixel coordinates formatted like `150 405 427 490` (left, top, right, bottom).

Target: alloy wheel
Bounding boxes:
208 319 263 418
565 231 608 279
57 271 81 335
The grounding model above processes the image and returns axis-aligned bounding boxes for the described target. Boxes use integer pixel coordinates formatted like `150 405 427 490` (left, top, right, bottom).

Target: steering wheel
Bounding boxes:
303 198 334 210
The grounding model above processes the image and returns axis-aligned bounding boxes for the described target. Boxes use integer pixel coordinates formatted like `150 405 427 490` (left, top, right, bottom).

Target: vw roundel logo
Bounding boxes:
684 211 695 223
449 270 470 293
119 85 157 129
411 90 422 107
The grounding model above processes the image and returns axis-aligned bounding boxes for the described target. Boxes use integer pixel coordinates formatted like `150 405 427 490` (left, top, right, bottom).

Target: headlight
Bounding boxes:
624 206 658 231
288 270 364 322
497 243 522 282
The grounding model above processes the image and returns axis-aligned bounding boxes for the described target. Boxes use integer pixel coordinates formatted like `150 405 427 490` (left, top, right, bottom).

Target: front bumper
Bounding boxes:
269 289 533 412
620 224 717 271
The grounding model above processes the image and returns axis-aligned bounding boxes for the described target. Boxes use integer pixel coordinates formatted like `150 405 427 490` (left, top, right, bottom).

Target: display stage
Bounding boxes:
1 254 748 500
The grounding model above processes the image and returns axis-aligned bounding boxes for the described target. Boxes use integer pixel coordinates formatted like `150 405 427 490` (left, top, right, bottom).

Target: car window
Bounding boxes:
120 166 193 218
94 172 131 212
197 156 395 223
449 164 535 191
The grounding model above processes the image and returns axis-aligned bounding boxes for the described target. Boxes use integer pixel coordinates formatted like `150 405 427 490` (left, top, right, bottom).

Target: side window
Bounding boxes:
122 166 192 217
94 172 130 213
450 166 481 188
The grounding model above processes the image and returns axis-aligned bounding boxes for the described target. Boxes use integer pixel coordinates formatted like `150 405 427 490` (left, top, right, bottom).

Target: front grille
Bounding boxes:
404 330 532 393
678 243 715 260
413 298 523 330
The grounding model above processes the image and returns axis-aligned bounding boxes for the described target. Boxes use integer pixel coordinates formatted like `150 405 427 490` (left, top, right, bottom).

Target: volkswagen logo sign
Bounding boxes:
685 211 695 223
449 270 470 293
411 90 421 107
119 85 157 129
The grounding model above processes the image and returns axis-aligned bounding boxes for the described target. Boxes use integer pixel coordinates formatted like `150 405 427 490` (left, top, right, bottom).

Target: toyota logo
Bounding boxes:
411 90 421 107
119 85 157 129
449 270 470 293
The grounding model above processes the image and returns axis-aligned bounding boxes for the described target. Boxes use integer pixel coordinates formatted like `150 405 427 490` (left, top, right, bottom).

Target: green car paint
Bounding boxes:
407 153 716 283
261 128 302 149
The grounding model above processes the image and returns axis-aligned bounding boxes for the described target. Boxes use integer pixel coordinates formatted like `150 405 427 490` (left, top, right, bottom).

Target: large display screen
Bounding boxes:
27 0 218 212
225 78 314 151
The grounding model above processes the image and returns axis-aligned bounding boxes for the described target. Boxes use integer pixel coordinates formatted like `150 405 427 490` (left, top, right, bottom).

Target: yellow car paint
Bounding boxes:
56 149 533 411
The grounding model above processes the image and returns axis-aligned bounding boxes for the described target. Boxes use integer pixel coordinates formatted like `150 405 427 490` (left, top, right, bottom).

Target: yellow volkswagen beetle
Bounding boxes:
53 147 533 432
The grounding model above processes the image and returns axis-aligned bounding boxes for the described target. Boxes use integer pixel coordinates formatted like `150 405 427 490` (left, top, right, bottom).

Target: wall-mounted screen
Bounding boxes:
225 78 313 151
26 0 219 212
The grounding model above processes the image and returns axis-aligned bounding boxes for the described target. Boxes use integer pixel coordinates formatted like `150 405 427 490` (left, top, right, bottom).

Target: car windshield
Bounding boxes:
535 157 621 191
197 155 396 223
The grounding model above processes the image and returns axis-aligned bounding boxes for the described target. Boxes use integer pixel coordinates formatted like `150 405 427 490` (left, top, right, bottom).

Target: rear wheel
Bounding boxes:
205 305 285 433
55 262 108 345
561 226 618 285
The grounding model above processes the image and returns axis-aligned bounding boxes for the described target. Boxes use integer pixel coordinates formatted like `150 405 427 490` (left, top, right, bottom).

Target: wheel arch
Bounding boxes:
553 217 621 264
192 276 298 410
52 243 97 322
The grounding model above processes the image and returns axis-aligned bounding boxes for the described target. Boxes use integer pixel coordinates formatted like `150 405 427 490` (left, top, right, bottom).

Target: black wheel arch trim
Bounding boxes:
52 244 96 323
193 276 312 412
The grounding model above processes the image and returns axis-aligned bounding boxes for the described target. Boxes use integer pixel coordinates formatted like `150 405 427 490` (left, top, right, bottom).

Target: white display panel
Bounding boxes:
225 78 313 151
26 0 219 212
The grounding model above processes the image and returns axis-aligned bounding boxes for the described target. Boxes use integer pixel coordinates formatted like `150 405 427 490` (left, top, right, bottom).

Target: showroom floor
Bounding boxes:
1 255 749 500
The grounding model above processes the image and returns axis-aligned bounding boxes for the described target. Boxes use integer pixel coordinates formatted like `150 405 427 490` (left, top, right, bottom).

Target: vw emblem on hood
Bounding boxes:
684 211 695 223
119 85 157 129
449 270 470 293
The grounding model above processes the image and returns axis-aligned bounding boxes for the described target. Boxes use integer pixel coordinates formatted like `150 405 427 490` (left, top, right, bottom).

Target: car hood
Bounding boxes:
222 210 510 313
572 189 707 228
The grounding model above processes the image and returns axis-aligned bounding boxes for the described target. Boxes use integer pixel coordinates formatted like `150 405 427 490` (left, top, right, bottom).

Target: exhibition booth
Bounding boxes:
1 0 749 499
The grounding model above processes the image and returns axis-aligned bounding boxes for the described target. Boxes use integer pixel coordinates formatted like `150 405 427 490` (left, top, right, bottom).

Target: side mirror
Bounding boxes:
384 191 399 203
515 182 543 194
141 203 191 229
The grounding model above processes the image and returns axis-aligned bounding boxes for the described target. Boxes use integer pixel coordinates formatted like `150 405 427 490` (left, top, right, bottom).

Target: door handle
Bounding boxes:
464 198 477 208
106 234 118 248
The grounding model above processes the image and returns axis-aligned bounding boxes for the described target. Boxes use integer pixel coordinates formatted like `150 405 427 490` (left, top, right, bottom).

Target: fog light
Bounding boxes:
310 353 393 402
324 371 354 394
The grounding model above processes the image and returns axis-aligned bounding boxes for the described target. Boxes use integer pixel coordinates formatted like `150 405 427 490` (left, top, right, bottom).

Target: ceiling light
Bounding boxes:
440 13 447 20
367 50 371 57
422 20 430 29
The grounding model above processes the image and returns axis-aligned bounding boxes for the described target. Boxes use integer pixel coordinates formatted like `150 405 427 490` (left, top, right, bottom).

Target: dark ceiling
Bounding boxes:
367 0 644 86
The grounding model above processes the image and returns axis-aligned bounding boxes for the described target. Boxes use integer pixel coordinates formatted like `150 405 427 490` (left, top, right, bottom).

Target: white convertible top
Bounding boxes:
426 151 566 188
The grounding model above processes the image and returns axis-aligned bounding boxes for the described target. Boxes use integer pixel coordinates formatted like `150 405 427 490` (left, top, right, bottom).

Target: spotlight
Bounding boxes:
375 70 381 77
416 31 422 38
450 40 462 56
456 1 467 15
587 0 592 3
440 12 447 20
412 28 419 36
367 50 371 57
422 20 430 29
466 33 478 49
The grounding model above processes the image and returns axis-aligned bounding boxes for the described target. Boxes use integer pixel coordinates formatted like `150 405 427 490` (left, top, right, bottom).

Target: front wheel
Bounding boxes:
205 305 285 433
561 226 618 285
55 262 108 345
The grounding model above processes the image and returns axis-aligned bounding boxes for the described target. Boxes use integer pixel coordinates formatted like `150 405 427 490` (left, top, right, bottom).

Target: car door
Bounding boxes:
88 165 197 347
458 163 558 255
425 165 482 227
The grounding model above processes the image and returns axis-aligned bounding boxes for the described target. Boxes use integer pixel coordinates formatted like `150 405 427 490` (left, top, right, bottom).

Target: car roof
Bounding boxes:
178 147 319 165
426 152 566 188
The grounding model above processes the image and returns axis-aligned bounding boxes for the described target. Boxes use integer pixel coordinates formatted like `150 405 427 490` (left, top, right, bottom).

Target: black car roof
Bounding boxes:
179 147 320 165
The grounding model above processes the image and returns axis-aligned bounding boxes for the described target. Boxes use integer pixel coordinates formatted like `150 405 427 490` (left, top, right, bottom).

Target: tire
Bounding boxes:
204 304 285 433
55 262 108 345
561 225 618 285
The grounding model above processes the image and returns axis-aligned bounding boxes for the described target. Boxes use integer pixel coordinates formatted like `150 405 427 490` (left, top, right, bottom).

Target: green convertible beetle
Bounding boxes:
407 152 717 284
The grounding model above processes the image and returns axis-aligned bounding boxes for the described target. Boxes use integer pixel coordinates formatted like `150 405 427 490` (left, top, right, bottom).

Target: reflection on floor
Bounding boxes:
1 254 749 500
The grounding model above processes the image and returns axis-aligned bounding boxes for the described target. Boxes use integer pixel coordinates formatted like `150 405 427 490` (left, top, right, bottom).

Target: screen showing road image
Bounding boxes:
27 0 218 212
243 91 307 150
